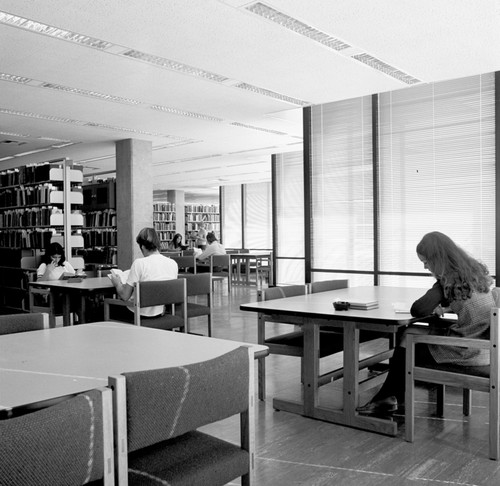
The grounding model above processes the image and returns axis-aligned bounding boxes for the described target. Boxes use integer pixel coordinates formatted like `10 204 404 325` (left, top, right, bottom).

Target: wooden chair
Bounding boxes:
0 312 49 335
0 387 115 485
170 254 197 274
179 273 213 336
103 279 188 332
405 306 500 460
109 346 254 486
210 254 232 293
258 284 346 400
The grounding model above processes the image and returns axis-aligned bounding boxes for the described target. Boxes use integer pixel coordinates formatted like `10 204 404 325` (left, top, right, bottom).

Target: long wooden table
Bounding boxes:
240 285 429 436
29 277 115 326
0 321 268 411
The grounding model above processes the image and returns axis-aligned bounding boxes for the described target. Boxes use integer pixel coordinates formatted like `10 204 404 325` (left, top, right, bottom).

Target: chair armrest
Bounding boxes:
103 297 130 321
408 333 490 350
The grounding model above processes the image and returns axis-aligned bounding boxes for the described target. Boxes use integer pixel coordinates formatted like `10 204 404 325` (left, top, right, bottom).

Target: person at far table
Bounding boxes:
195 222 208 250
195 232 226 272
37 242 76 281
357 231 495 416
108 227 178 322
168 233 184 250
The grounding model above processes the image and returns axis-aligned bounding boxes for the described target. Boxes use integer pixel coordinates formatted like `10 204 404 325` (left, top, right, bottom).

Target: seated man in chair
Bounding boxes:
108 227 178 322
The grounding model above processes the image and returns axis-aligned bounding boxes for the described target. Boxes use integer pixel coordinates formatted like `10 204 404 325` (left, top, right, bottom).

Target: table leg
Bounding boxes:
302 318 319 416
62 292 71 327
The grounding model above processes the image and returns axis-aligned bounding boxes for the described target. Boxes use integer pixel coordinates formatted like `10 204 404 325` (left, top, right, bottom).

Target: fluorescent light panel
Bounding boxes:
246 2 350 52
351 53 421 85
230 121 288 135
0 11 112 49
41 83 142 105
150 105 224 122
234 82 309 106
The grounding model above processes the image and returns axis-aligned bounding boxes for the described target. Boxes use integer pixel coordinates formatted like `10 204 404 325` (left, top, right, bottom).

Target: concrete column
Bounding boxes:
115 139 153 269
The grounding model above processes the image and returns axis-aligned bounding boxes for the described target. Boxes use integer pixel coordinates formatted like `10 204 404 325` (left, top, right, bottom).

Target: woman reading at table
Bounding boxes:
357 231 494 415
36 242 76 281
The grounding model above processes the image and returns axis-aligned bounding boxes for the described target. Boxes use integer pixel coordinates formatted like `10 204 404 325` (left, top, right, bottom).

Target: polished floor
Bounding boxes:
192 283 500 486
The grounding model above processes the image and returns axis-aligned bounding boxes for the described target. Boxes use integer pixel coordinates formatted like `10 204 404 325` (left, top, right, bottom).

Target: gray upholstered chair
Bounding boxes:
0 387 115 485
210 254 232 293
0 312 49 335
170 255 197 275
405 306 500 460
178 273 213 336
103 279 188 332
109 346 254 486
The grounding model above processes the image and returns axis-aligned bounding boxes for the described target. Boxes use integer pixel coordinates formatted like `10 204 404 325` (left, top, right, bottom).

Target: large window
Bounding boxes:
274 151 305 284
244 182 272 249
378 73 496 285
309 96 374 286
220 185 242 248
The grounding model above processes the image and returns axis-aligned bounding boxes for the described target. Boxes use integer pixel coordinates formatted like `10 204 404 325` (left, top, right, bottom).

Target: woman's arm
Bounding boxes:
410 281 447 317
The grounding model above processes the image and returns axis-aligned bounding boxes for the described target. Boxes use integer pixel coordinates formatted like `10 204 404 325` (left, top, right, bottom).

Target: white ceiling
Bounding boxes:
1 0 499 194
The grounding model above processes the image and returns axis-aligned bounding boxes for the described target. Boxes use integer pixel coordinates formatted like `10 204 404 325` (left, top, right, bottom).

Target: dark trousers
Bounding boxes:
373 344 437 403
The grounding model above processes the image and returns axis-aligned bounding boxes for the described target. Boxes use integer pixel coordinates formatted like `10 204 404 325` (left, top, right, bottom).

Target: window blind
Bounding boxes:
378 73 496 279
220 185 242 248
244 182 272 249
310 96 374 286
274 151 305 284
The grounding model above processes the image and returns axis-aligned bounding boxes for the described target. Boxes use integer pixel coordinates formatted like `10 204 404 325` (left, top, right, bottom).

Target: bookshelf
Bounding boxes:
185 204 220 247
0 158 84 312
153 202 176 250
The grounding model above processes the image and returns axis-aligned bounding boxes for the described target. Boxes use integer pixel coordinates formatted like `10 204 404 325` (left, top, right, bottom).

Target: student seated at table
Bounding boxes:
357 231 495 415
196 232 226 266
168 233 184 250
37 242 76 281
108 227 178 322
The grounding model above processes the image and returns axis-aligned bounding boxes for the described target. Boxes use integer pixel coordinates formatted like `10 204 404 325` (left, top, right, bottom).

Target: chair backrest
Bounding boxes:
136 278 186 309
0 312 49 335
210 254 230 272
110 345 252 452
170 255 196 274
310 279 349 294
0 387 114 485
260 284 308 302
182 272 212 297
492 287 500 306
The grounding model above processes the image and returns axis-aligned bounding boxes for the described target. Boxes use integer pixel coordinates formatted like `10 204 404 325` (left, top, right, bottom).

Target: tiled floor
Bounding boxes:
194 284 500 485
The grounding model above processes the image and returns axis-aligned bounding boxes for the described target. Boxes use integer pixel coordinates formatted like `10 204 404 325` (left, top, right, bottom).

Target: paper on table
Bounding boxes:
392 302 411 314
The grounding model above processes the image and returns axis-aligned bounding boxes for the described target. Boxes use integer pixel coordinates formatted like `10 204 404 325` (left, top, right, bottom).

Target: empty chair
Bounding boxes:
0 312 49 335
179 273 213 336
104 278 188 332
170 254 197 275
257 284 345 400
405 306 500 460
109 346 254 486
310 278 349 294
0 387 115 485
210 254 232 293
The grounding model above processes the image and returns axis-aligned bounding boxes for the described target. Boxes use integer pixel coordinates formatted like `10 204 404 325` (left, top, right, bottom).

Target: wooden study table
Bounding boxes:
240 285 428 436
29 276 115 326
0 321 268 411
230 252 273 286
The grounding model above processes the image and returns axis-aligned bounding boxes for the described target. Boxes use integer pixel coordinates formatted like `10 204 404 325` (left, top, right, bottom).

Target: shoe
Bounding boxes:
356 396 398 415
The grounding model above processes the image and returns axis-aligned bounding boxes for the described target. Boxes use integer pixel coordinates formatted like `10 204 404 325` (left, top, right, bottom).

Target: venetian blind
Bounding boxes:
274 151 305 284
310 96 374 284
244 182 272 249
220 185 242 248
378 73 496 281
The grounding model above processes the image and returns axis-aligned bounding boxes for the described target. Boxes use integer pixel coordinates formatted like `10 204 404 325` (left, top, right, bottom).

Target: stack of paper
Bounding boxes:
349 300 379 310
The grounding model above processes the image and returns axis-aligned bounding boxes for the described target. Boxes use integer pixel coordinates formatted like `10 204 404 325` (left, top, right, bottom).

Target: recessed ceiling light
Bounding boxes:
40 83 142 105
150 105 224 122
0 72 31 84
0 11 113 49
234 82 309 106
351 53 421 85
230 122 288 135
245 2 350 52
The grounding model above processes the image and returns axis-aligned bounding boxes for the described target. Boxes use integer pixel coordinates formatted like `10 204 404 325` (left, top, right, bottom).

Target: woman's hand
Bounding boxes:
433 304 451 317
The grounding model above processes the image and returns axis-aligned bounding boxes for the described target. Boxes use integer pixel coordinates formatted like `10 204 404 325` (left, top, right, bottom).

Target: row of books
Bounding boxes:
157 230 176 241
153 212 175 222
0 207 67 228
83 209 117 228
0 184 82 208
0 162 63 186
153 202 175 212
0 229 54 250
82 229 117 248
186 214 220 223
185 222 220 231
185 204 219 213
154 221 176 231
